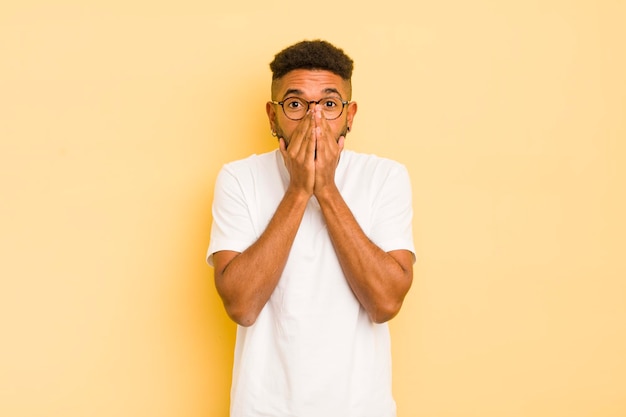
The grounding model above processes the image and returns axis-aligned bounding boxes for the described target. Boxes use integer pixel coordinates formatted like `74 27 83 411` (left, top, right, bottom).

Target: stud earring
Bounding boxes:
271 129 277 137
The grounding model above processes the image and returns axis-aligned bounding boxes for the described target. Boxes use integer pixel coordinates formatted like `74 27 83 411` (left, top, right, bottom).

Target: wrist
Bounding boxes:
314 183 340 203
285 186 313 204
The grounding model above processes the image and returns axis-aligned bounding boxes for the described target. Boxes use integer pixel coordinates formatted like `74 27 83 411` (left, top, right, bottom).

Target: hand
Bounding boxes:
278 109 316 197
313 106 344 196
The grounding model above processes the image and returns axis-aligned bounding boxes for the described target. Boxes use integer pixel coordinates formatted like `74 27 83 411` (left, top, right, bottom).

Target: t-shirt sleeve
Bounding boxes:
369 163 416 262
206 165 257 266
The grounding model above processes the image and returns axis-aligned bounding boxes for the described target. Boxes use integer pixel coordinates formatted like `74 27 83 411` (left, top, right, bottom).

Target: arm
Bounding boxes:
213 187 309 327
316 186 413 323
213 113 317 327
314 113 413 323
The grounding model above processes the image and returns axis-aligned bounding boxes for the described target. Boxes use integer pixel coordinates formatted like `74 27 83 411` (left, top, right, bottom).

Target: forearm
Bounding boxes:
215 189 309 326
316 186 413 323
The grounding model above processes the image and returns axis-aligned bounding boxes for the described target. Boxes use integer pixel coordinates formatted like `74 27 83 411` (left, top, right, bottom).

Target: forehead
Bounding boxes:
272 69 350 99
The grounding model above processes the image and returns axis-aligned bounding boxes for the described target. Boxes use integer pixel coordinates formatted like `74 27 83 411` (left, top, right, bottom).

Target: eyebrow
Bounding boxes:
283 88 304 98
282 88 343 99
322 88 342 96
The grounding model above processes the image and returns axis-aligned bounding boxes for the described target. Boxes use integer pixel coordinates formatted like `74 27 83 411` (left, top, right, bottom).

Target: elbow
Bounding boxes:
216 280 260 327
370 299 404 324
223 302 260 327
370 274 412 324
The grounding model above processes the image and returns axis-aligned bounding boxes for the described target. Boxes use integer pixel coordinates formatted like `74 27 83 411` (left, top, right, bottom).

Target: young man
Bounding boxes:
207 40 415 417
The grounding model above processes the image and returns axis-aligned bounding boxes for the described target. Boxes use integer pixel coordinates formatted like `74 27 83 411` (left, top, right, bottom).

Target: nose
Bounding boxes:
308 100 322 113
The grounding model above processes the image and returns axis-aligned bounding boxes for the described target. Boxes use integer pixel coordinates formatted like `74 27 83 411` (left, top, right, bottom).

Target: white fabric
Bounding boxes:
207 149 415 417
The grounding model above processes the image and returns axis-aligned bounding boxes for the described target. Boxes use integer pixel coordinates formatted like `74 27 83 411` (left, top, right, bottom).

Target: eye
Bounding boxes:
322 98 339 108
285 98 304 109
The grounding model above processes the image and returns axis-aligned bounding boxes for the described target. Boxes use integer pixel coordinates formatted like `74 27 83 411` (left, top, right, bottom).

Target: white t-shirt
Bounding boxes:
207 149 415 417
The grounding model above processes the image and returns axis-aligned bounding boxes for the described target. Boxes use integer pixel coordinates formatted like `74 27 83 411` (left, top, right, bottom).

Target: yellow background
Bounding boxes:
1 1 625 416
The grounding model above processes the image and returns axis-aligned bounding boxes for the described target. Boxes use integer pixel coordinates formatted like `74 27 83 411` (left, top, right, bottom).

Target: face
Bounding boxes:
266 69 357 146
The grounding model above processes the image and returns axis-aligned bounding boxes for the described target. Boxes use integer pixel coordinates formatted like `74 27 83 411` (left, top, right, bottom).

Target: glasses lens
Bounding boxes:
320 98 343 120
282 97 307 120
281 97 345 120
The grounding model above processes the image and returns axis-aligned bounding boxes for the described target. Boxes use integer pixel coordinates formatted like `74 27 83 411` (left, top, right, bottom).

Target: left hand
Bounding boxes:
313 106 345 196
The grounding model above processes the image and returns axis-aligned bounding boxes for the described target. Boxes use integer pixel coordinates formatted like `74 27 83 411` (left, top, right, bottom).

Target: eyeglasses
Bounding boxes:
271 96 350 121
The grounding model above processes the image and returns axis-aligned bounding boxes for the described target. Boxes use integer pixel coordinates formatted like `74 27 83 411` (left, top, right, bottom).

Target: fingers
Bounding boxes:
306 114 317 162
337 135 345 152
314 108 342 161
281 109 317 196
278 137 287 157
294 110 316 165
285 111 312 156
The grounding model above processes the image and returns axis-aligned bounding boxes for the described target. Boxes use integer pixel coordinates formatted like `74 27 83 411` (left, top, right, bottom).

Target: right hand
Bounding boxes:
278 109 316 197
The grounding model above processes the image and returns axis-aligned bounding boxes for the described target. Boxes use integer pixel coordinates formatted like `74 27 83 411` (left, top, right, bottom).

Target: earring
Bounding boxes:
271 129 277 137
347 126 351 132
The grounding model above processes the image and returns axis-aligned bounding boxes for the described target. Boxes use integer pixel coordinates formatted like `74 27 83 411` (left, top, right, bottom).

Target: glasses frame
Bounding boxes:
271 97 350 121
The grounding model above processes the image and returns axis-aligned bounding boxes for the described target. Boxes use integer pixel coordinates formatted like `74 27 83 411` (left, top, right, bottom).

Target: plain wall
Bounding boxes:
1 1 625 416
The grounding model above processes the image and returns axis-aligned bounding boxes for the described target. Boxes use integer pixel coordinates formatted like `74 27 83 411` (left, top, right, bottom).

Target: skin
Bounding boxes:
213 69 413 326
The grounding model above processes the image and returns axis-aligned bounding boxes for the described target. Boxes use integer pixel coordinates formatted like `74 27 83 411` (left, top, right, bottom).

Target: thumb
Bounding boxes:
337 135 345 152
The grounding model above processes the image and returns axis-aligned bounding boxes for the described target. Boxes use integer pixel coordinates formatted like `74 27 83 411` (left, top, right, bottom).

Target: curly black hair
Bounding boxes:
269 40 354 81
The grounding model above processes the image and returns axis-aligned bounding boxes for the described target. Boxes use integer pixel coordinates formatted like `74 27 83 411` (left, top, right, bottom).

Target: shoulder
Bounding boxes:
221 149 280 175
216 150 281 186
214 149 283 196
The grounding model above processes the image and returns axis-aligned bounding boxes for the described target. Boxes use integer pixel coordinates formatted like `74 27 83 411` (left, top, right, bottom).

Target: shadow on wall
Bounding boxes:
188 76 278 412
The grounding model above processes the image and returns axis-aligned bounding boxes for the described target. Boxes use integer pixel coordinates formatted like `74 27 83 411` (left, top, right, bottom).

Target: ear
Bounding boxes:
346 101 358 131
266 101 277 132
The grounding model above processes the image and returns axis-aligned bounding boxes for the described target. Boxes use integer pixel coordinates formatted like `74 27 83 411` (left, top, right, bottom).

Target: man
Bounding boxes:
207 40 415 417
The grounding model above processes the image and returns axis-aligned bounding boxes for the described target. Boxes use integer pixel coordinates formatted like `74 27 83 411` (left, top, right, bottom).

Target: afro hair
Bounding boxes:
269 40 354 81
